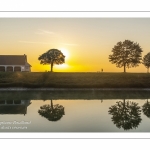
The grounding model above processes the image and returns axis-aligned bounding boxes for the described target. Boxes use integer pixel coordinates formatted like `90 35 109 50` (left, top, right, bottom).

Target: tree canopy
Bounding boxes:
38 100 65 121
109 40 143 72
142 100 150 118
38 49 65 72
143 52 150 73
108 100 142 130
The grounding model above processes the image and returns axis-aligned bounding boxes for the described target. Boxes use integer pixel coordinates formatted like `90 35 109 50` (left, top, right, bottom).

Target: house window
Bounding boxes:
6 100 13 104
6 66 13 72
0 67 5 72
14 66 21 72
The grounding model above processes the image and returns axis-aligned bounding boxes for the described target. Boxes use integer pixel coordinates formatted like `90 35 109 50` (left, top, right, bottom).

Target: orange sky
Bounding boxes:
0 18 150 72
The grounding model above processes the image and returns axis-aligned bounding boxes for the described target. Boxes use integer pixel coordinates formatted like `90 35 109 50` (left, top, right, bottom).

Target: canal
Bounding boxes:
0 90 150 132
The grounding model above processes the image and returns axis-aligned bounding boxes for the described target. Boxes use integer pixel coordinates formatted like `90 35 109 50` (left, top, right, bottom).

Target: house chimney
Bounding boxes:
24 54 27 62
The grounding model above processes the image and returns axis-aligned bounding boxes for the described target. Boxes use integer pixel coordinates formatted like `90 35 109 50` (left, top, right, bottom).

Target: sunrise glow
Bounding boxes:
59 48 70 60
0 18 150 72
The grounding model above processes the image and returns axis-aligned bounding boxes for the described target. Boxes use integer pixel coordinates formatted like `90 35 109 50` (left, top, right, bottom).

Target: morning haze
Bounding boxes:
0 18 150 72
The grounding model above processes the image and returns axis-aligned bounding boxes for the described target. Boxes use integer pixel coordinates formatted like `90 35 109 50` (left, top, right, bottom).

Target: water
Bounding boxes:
0 90 150 132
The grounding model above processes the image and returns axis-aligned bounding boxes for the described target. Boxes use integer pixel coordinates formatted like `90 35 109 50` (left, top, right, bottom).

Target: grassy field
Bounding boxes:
0 72 150 88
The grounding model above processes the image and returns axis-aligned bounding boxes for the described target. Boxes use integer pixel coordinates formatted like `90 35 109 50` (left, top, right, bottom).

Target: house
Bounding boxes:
0 54 31 72
0 100 31 115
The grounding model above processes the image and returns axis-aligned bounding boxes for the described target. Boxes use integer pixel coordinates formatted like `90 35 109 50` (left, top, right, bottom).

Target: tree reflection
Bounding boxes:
142 99 150 118
108 99 142 130
38 99 65 121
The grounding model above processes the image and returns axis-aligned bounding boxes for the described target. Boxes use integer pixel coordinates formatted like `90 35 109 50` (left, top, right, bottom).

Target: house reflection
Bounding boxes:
0 100 31 115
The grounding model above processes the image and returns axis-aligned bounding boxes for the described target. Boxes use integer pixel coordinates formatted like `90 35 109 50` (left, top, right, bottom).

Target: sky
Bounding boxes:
0 18 150 72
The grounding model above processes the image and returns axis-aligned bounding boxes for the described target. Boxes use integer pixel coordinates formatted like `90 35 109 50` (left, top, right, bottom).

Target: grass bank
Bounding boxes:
0 90 150 100
0 72 150 88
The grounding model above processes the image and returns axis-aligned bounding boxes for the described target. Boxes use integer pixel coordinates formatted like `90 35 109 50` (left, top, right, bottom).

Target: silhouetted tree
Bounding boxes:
143 52 150 73
142 99 150 118
108 99 142 130
38 99 65 121
38 49 65 72
109 40 143 72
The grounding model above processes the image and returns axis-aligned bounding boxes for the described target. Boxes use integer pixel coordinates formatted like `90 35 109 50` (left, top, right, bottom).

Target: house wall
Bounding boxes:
24 66 31 72
0 100 26 105
0 65 31 72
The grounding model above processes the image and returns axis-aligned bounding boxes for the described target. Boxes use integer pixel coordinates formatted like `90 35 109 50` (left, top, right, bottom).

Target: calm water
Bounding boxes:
0 90 150 132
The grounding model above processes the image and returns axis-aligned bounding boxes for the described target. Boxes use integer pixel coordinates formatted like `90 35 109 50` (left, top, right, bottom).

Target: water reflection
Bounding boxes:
142 99 150 118
0 90 150 100
0 90 150 132
38 99 65 121
108 99 142 130
0 100 31 115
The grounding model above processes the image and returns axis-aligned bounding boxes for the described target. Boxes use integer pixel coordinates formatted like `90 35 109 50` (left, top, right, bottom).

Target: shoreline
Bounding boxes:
1 72 150 90
0 87 150 91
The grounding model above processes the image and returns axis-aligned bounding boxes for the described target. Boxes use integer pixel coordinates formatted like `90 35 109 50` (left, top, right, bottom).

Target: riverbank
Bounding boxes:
0 72 150 88
0 89 150 100
0 87 150 91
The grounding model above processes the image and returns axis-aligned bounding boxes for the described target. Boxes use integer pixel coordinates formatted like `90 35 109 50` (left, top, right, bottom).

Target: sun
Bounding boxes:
55 48 70 70
59 48 70 60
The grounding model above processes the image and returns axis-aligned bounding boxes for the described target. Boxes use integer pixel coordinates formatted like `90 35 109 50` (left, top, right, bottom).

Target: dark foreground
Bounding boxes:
0 72 150 88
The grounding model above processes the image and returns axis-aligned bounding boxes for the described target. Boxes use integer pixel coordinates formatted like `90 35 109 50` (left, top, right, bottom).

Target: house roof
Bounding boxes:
0 55 31 66
25 62 32 67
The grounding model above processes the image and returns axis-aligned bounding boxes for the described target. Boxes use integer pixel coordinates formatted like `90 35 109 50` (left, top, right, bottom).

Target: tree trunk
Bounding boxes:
50 99 53 111
123 99 126 118
123 99 125 107
122 99 126 127
123 64 126 73
50 62 53 72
